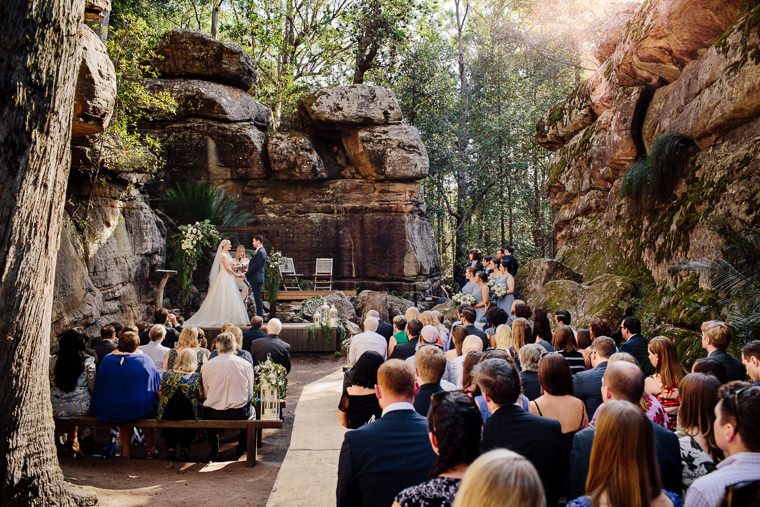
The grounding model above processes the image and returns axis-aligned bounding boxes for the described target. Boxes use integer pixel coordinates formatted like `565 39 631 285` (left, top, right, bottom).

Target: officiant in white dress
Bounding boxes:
185 239 250 328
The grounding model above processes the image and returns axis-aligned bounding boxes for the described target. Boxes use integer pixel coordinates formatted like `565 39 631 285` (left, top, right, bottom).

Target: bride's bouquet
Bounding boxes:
452 292 476 306
491 283 508 298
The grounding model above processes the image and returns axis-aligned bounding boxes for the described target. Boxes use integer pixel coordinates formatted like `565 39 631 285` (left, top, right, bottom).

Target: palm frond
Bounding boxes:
164 182 253 227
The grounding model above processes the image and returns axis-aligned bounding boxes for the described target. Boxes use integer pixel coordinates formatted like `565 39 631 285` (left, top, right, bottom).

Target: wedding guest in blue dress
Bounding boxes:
93 331 161 459
566 400 683 507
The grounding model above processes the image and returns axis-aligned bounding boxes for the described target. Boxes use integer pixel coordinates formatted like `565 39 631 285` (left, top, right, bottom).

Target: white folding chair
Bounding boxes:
313 258 333 291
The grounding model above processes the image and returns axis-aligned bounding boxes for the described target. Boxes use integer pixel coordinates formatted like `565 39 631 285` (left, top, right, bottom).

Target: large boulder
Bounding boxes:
594 2 640 64
642 9 760 149
612 0 745 86
72 26 116 138
536 81 596 151
605 86 648 170
143 78 271 127
355 290 389 321
387 294 414 318
267 132 327 180
298 85 403 126
587 60 618 116
324 291 358 323
515 259 583 305
154 29 257 91
343 125 429 181
535 274 636 329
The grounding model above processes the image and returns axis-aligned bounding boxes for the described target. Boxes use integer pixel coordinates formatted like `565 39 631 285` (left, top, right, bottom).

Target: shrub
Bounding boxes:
164 182 253 227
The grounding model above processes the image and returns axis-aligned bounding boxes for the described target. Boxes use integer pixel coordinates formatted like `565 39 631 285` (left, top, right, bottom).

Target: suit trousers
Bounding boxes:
204 404 253 453
252 282 264 317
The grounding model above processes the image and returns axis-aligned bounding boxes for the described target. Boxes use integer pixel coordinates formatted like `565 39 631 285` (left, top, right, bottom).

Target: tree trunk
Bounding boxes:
211 6 219 38
0 1 95 505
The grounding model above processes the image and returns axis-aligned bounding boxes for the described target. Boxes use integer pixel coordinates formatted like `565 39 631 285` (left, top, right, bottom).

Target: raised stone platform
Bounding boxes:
202 323 340 353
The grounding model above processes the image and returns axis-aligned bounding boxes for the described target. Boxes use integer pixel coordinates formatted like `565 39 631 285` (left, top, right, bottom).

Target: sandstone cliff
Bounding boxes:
528 0 760 329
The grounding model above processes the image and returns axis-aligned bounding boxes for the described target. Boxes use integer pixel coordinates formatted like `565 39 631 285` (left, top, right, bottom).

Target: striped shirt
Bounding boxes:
560 350 586 375
685 452 760 507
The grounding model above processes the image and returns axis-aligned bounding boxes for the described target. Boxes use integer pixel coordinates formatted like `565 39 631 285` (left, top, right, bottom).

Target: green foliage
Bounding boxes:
265 250 286 306
170 220 221 301
254 354 288 398
299 296 328 318
621 134 698 207
670 228 760 356
164 182 253 227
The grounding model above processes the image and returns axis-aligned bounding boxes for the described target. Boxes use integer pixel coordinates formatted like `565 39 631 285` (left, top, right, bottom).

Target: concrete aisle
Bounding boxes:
267 368 346 507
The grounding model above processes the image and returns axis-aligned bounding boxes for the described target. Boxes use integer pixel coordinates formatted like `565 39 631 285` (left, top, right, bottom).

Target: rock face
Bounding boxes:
72 25 116 137
535 1 760 330
154 29 258 91
594 2 639 64
515 259 583 304
143 32 439 293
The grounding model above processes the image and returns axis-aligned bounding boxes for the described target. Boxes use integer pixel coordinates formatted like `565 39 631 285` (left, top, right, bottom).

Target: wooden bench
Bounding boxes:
54 416 283 466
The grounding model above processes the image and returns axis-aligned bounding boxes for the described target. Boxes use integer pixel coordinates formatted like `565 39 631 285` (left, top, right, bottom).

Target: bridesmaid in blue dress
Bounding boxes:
497 261 516 313
473 272 490 322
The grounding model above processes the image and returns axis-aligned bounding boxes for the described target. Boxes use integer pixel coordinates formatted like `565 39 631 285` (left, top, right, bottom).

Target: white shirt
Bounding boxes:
381 401 415 417
201 352 254 410
139 341 169 374
348 331 387 365
450 354 466 388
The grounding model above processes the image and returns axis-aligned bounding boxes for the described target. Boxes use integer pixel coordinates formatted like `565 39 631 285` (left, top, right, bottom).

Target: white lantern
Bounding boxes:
328 305 338 327
260 381 280 421
319 303 330 325
313 309 322 324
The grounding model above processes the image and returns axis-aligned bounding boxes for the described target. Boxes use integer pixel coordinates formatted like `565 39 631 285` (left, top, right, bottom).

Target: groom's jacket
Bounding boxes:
247 247 267 284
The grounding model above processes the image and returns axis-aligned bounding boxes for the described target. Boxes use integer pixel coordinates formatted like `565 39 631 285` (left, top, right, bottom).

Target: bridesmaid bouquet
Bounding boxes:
491 283 508 298
452 292 476 306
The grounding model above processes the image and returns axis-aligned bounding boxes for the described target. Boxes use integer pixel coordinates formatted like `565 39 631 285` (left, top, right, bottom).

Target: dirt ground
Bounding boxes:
60 354 344 507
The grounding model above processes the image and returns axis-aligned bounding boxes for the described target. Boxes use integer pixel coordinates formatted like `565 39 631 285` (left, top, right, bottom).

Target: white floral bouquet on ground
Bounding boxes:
254 354 288 399
491 283 508 298
452 292 476 306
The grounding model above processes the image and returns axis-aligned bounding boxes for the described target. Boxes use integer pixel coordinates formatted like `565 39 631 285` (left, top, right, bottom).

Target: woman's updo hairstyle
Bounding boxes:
428 391 482 477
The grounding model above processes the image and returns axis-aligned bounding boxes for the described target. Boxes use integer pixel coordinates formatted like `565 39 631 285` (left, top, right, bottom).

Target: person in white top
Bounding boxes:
451 335 486 388
348 316 387 365
200 332 255 461
139 325 170 374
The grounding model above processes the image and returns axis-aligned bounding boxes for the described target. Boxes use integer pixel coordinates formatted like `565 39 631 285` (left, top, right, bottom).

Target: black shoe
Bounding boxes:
179 448 191 462
206 450 219 462
166 449 178 461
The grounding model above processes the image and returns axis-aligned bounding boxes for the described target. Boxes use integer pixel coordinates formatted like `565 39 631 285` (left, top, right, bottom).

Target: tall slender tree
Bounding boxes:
0 0 96 504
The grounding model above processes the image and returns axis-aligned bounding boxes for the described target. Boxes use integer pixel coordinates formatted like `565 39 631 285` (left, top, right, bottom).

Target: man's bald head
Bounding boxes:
462 335 484 354
602 361 644 403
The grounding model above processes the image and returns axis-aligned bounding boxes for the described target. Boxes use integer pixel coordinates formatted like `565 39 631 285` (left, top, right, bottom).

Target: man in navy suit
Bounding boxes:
574 336 615 418
476 358 565 506
336 359 436 507
245 234 266 317
702 320 747 382
620 316 652 376
568 361 682 499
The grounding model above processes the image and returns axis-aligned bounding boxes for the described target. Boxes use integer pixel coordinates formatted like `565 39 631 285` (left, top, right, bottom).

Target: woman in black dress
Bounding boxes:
338 351 384 429
393 391 482 507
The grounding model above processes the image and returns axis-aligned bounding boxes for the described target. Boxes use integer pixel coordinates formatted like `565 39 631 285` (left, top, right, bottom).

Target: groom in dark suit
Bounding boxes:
246 234 266 317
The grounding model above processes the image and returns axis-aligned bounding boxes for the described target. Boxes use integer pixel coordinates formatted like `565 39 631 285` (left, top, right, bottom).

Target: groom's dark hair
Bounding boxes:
253 233 264 243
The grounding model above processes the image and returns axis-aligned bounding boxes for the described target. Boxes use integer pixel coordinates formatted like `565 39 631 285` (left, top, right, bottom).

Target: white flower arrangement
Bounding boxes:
491 283 508 298
487 279 495 287
254 354 288 399
452 292 476 306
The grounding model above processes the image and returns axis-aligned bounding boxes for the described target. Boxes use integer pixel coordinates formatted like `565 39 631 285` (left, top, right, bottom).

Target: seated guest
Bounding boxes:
365 309 393 342
684 381 760 507
588 319 612 344
414 345 448 416
92 331 161 459
646 336 686 430
349 316 388 364
139 324 170 374
405 306 421 326
388 315 408 357
337 360 437 507
136 320 149 336
157 348 203 461
451 336 484 388
513 304 533 326
576 329 592 369
492 323 512 351
50 328 96 456
250 318 291 372
201 332 255 461
389 319 423 361
211 322 253 365
475 358 565 506
339 351 384 429
474 349 530 418
701 320 746 382
569 361 682 500
454 449 545 507
163 326 209 373
574 336 615 418
448 305 482 340
146 308 179 348
605 352 669 428
461 351 485 396
675 373 724 490
242 315 267 352
445 325 467 363
567 400 682 507
620 316 652 376
508 318 531 368
506 299 525 326
484 307 508 341
554 325 586 375
394 392 482 507
741 340 760 386
518 343 546 401
554 309 575 335
532 307 555 353
432 311 450 350
197 327 208 350
460 307 489 351
93 324 117 365
529 353 588 461
691 357 728 384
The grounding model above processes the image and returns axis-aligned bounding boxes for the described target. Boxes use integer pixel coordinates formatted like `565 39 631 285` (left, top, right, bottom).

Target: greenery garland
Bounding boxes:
170 220 220 302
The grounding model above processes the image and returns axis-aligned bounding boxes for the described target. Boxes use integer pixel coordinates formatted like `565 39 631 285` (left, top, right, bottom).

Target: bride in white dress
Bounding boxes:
185 239 250 328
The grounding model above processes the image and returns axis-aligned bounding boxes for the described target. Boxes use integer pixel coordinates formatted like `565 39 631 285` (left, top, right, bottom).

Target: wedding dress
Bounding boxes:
185 242 250 328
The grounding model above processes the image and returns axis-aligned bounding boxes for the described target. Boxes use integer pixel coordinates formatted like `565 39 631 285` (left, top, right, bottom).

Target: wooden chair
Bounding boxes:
313 258 333 291
278 257 302 291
